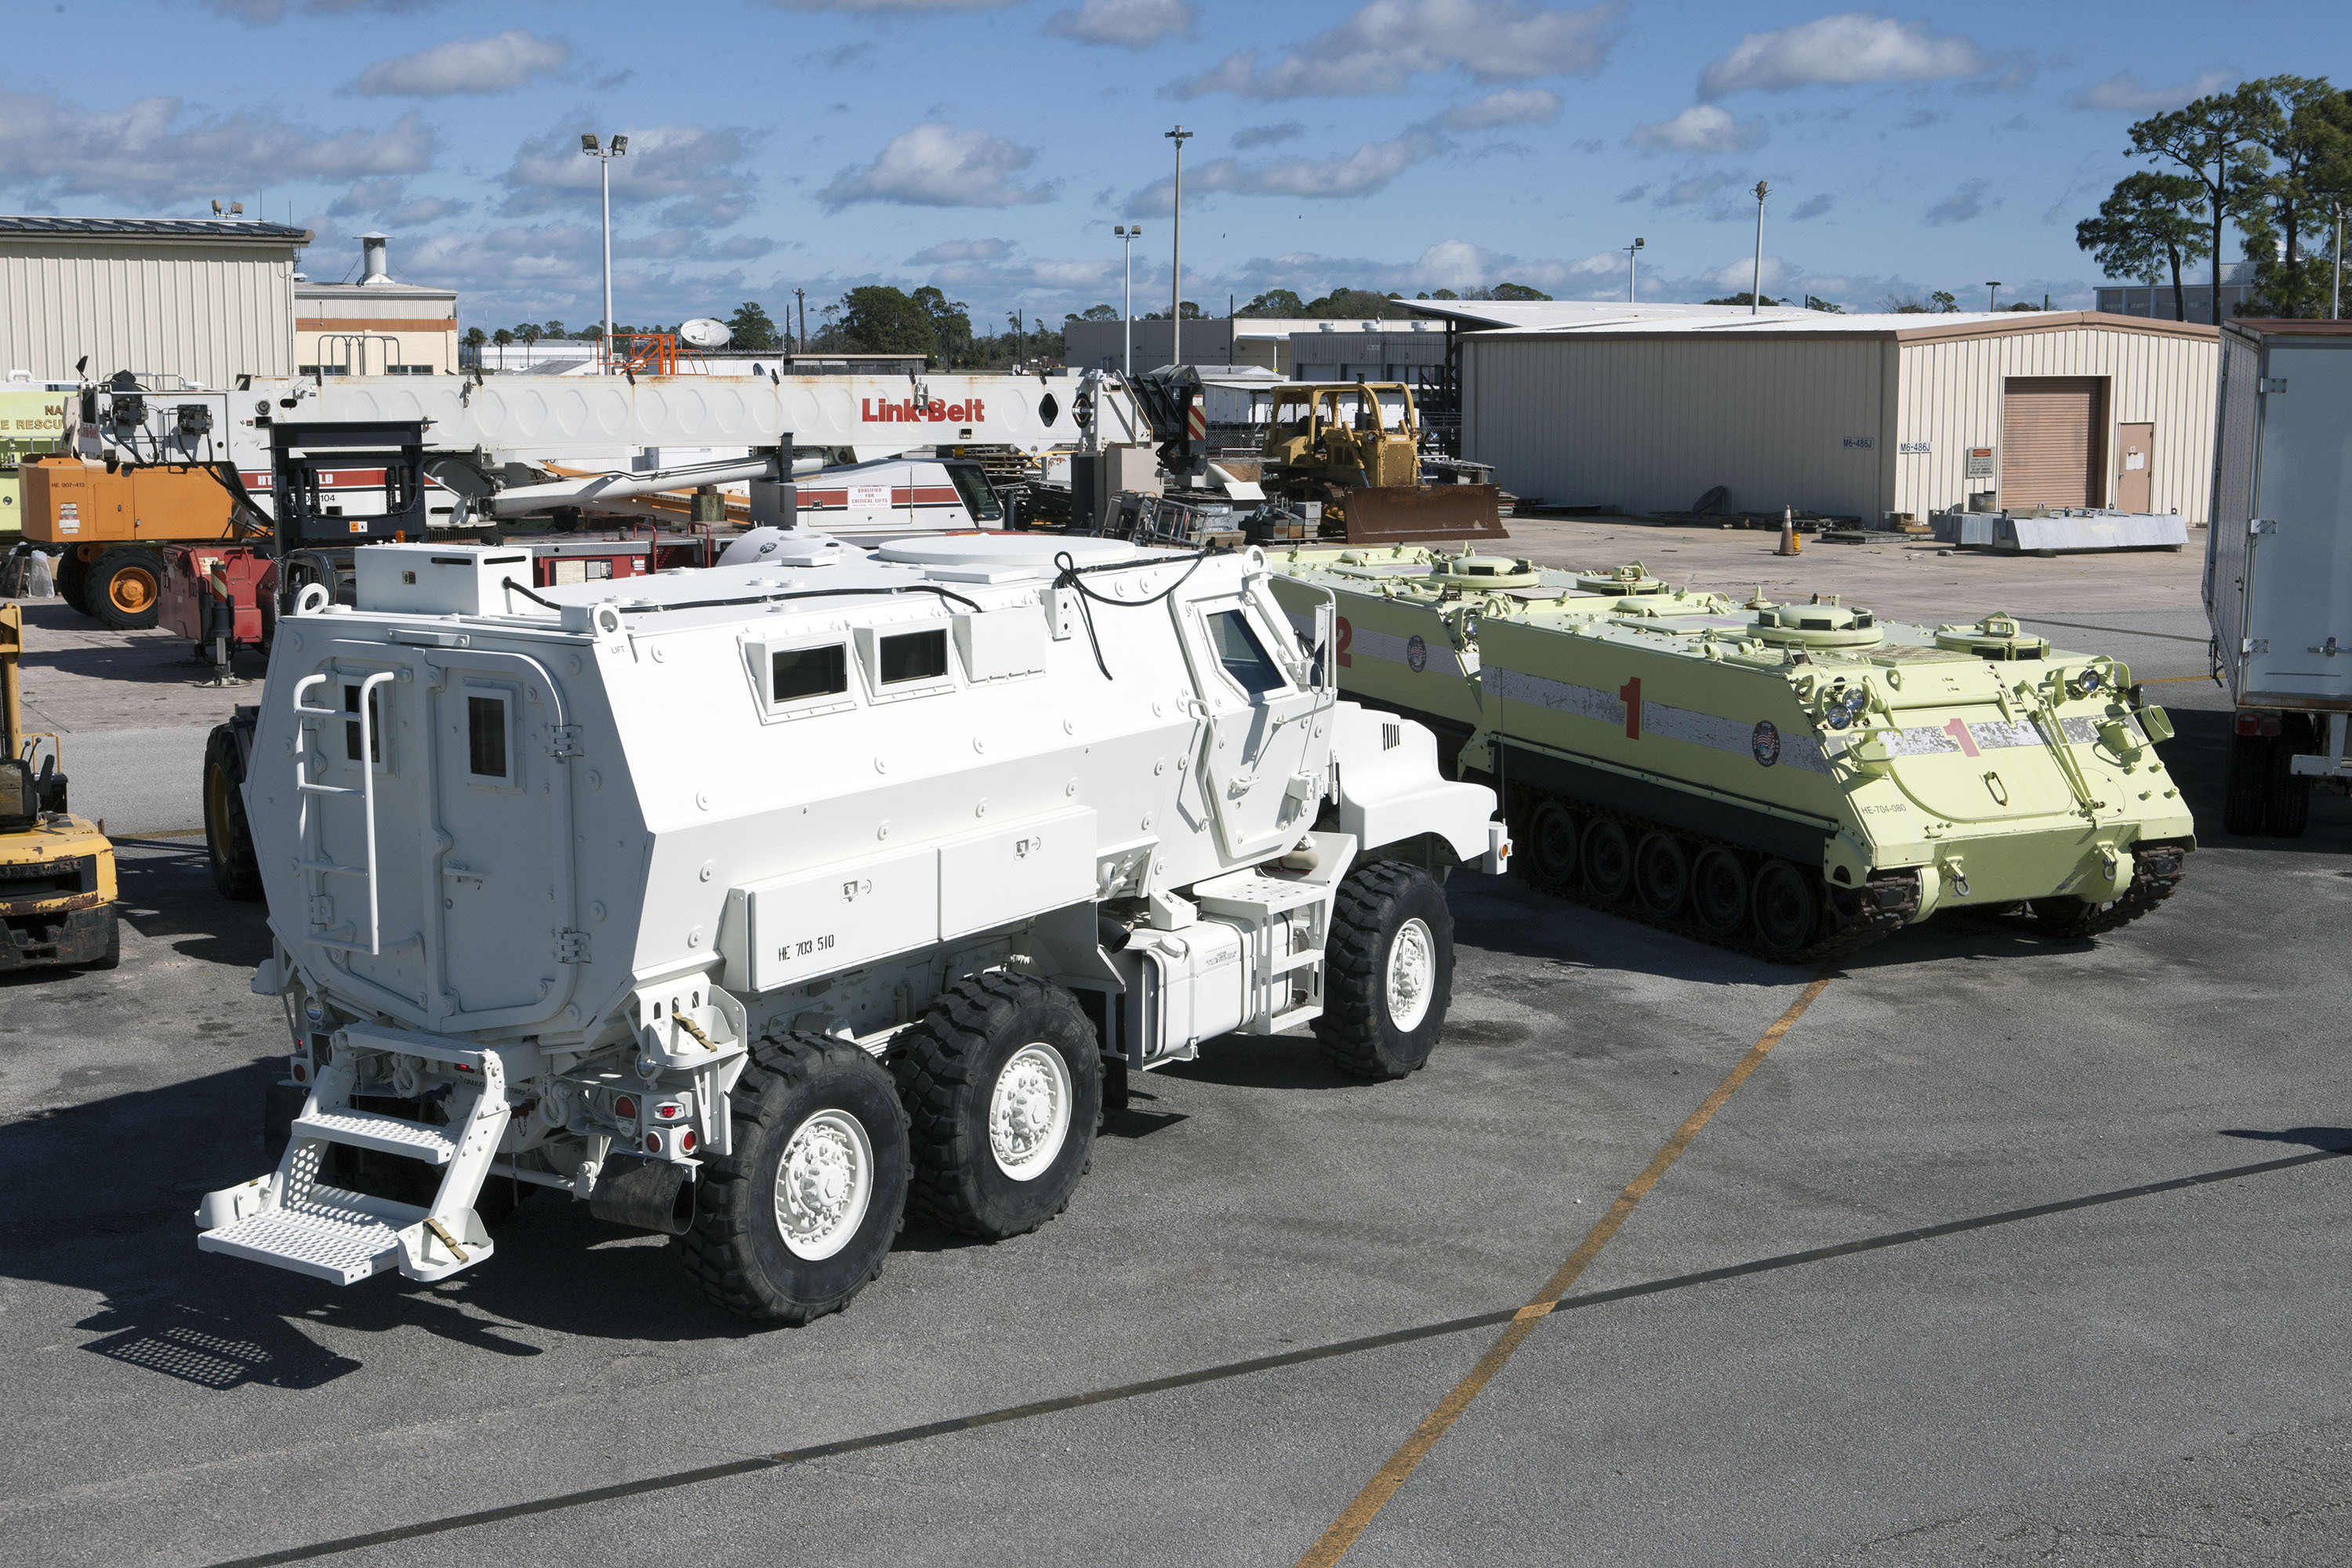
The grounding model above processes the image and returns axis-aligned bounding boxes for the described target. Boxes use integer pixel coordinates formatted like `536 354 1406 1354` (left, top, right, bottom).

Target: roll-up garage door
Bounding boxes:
2001 377 2106 509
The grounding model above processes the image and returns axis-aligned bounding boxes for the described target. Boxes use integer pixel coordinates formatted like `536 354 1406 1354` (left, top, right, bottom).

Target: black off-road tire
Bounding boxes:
679 1032 910 1325
57 552 89 615
894 973 1102 1240
85 547 164 630
204 721 263 900
2263 726 2312 840
1316 860 1455 1080
2222 732 2269 837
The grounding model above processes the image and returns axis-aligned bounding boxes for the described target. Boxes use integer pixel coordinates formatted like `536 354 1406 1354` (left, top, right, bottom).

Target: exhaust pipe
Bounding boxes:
589 1156 695 1236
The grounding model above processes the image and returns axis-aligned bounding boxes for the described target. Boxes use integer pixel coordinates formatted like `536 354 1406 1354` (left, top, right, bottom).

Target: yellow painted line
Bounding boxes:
115 827 205 840
1295 968 1843 1568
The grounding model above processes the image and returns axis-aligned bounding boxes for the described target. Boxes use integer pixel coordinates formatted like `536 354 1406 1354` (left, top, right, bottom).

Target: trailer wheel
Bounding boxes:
1316 860 1454 1080
2263 724 2312 840
1634 833 1690 917
679 1032 909 1324
895 973 1101 1240
1581 818 1633 902
2221 733 2268 836
85 548 163 630
204 722 263 900
1519 800 1578 891
1750 860 1820 958
1691 848 1748 937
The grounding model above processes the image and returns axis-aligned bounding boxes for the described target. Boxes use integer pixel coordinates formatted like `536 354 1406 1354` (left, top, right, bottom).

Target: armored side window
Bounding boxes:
342 684 384 766
878 628 949 685
1207 609 1286 697
772 643 849 703
466 693 510 780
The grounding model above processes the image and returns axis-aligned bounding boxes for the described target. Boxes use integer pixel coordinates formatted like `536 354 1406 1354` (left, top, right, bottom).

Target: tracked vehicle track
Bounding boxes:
1503 782 1921 966
2014 841 2190 938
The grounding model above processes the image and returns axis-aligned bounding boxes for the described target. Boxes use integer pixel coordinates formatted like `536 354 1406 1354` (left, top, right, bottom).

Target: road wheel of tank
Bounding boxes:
1316 860 1454 1080
1581 818 1633 902
1751 860 1820 959
203 723 263 900
1690 848 1749 938
56 552 89 615
1634 833 1690 918
86 548 164 630
2221 733 2269 836
894 973 1101 1240
679 1032 909 1324
1520 800 1580 891
2263 725 2312 840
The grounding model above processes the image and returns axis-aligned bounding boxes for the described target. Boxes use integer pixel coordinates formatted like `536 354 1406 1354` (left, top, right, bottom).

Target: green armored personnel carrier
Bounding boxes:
1269 546 2193 961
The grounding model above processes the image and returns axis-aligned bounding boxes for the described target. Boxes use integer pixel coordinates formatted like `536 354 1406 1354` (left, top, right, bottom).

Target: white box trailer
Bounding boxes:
2207 319 2352 836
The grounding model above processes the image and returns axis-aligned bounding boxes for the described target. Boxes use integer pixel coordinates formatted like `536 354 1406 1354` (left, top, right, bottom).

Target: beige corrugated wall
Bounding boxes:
1894 327 2216 523
1461 336 1891 517
0 240 298 387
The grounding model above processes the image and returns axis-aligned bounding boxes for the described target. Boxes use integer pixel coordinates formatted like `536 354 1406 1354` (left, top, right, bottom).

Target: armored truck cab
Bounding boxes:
1271 546 2193 962
198 535 1504 1322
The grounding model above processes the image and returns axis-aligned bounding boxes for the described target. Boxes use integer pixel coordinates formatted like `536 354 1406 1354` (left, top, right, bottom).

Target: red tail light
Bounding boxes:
614 1095 637 1121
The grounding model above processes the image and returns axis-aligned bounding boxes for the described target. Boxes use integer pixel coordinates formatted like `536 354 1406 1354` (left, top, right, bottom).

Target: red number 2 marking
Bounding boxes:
1620 676 1642 739
1943 717 1980 757
1336 616 1353 668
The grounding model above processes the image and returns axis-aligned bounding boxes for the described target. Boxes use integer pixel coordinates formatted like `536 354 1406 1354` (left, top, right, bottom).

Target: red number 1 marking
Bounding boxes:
1336 616 1353 668
1944 717 1980 757
1621 676 1642 739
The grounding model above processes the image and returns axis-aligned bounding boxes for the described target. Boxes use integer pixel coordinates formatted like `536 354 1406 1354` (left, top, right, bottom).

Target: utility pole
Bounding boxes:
1625 237 1644 303
1985 280 2002 312
793 287 807 354
1750 182 1768 314
1166 125 1192 366
1115 225 1139 377
582 133 628 371
2334 202 2343 320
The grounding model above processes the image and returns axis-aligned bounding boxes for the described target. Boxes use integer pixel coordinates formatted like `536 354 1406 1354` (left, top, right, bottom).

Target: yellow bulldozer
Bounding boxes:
1258 381 1502 544
0 602 118 971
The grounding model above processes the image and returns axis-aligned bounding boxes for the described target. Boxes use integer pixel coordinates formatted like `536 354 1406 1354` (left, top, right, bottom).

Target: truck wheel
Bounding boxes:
679 1032 909 1324
57 553 89 614
2221 733 2268 836
895 974 1102 1240
204 723 263 900
86 548 164 630
1519 800 1578 891
1750 860 1820 958
1634 833 1690 917
2263 727 2312 840
1316 860 1454 1080
1581 818 1633 902
1691 848 1748 937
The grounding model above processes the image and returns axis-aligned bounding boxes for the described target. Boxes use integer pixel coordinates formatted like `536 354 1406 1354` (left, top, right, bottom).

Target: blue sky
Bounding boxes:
0 0 2331 332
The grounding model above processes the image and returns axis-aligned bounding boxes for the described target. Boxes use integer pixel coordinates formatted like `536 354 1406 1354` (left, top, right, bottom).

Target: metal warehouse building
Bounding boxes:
1460 310 2219 522
0 215 311 387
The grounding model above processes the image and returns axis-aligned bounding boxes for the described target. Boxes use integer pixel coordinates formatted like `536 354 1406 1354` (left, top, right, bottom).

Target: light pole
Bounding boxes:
1625 237 1645 303
1750 181 1769 314
1984 280 2002 312
581 133 628 370
1165 126 1192 366
1115 224 1141 377
793 286 807 354
2332 201 2343 320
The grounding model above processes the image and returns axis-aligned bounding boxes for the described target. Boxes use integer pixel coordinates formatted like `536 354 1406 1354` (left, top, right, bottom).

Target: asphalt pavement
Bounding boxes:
1 546 2347 1567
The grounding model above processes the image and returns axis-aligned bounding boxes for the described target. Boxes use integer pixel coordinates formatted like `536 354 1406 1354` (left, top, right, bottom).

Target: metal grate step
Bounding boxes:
198 1202 405 1286
294 1108 459 1164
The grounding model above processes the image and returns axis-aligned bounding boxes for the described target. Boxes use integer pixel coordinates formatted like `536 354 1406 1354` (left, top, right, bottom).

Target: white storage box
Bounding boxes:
354 544 538 617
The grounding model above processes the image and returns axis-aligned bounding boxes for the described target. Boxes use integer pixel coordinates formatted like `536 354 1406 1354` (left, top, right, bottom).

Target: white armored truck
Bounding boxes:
196 535 1506 1322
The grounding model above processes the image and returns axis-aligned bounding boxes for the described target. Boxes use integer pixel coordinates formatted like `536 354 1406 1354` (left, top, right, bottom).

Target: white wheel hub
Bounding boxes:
774 1109 873 1261
1385 916 1436 1033
989 1044 1073 1181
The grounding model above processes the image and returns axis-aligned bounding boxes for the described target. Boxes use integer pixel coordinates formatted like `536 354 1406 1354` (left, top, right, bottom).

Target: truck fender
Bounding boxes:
1327 702 1498 869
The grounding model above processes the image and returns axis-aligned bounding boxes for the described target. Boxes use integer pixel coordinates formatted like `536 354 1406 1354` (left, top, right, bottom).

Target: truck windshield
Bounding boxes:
1208 609 1286 696
946 463 1002 523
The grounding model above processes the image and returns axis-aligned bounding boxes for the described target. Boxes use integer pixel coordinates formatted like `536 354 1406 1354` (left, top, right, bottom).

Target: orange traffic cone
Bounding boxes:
1777 506 1800 556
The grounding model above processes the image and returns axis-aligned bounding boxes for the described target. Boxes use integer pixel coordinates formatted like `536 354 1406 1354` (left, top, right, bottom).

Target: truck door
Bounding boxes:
425 649 579 1029
1184 592 1325 860
2245 340 2352 706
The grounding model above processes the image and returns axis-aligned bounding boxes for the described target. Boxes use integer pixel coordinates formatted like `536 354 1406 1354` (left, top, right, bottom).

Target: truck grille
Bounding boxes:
0 855 96 896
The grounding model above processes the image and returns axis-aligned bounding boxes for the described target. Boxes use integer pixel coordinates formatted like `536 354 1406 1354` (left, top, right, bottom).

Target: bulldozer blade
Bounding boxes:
1339 485 1508 545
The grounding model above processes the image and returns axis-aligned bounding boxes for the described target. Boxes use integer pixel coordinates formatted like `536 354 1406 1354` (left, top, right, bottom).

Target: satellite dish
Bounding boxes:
679 318 731 349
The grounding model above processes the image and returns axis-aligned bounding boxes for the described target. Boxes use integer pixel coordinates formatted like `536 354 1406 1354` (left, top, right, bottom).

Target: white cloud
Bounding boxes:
1232 122 1305 147
1628 103 1765 154
347 31 571 97
1698 13 1991 98
1438 89 1560 130
909 238 1014 264
327 177 474 227
1123 128 1449 213
2067 68 2236 113
819 123 1055 210
1791 192 1834 220
1042 0 1197 49
501 120 761 220
1658 172 1732 206
1229 239 1617 297
1174 0 1624 100
0 84 432 205
1924 176 1994 226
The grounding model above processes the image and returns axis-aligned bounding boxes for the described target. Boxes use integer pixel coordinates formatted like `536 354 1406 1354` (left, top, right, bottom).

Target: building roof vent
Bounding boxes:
359 231 393 288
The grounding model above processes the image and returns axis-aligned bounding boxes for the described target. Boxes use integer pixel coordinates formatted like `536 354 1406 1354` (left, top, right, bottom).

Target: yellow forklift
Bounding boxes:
0 602 118 970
